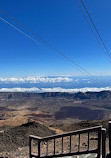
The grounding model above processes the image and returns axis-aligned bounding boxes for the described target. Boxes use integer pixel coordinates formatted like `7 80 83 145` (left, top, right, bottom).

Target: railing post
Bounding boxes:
70 135 72 153
54 138 55 155
102 128 106 158
38 139 41 157
108 121 111 156
62 136 63 153
97 127 102 158
29 136 32 158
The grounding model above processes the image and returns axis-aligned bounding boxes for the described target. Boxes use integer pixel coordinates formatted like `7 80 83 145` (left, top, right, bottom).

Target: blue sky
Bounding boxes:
0 0 111 77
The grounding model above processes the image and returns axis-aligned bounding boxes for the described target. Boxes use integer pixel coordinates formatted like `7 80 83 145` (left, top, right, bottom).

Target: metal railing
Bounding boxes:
108 121 111 157
29 125 106 158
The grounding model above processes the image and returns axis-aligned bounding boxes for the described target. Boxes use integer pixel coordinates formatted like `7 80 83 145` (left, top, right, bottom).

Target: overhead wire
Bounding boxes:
74 0 111 65
75 0 108 104
0 12 101 82
0 17 43 47
79 0 111 64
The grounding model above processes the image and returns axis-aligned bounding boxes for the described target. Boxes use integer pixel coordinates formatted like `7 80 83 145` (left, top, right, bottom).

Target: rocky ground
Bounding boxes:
0 121 55 157
0 91 111 157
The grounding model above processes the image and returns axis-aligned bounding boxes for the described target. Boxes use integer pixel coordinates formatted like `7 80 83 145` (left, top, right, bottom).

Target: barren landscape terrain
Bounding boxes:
0 91 111 157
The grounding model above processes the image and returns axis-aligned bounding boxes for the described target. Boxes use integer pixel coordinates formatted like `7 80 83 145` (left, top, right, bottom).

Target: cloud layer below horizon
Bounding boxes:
0 87 111 93
0 77 72 83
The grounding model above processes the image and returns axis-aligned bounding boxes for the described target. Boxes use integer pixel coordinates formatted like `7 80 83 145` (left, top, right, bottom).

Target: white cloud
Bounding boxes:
40 87 111 93
0 87 39 92
74 79 80 84
0 77 73 83
82 79 90 81
0 87 111 93
75 79 79 82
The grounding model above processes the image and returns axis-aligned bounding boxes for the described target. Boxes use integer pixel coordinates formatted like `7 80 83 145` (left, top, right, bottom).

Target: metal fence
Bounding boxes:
29 125 106 158
108 121 111 157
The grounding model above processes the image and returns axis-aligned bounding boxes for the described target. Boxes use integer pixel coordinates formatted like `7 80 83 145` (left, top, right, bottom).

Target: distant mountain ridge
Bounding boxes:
0 90 111 125
0 90 110 100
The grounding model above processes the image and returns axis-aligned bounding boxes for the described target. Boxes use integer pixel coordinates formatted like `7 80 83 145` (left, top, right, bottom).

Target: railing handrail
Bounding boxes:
30 135 41 140
30 125 102 141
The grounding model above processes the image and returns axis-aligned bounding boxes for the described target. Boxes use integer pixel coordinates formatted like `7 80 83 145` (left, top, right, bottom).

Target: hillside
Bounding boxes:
1 91 111 157
0 91 111 127
0 121 55 157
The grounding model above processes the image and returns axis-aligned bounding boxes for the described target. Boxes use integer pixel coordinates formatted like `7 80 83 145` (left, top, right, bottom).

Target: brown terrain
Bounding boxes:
0 91 111 157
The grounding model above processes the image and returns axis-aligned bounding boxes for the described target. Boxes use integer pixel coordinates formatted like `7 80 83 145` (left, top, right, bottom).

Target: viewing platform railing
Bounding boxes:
29 125 106 158
108 121 111 157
